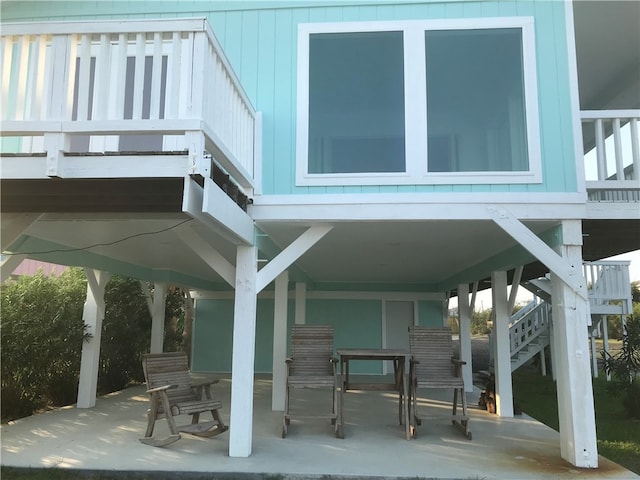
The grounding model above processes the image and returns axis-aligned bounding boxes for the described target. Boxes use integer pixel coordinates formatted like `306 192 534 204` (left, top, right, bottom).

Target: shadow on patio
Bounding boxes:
1 375 636 480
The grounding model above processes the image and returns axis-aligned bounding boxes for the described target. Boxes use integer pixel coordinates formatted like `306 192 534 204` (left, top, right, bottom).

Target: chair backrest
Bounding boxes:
409 326 455 378
142 351 196 404
289 324 334 377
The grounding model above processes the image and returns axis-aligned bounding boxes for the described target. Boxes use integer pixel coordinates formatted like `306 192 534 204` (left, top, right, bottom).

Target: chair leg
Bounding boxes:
282 384 290 438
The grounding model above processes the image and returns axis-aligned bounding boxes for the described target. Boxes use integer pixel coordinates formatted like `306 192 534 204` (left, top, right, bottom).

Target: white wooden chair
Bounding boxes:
140 352 228 446
408 326 472 440
282 324 339 437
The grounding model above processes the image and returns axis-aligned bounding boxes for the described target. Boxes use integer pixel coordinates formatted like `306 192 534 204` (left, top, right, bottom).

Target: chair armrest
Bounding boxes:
410 358 420 365
330 357 338 364
285 357 293 364
147 384 177 394
451 358 467 366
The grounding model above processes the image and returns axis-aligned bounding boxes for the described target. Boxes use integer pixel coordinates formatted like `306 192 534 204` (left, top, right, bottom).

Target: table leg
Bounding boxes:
337 359 345 439
402 362 410 440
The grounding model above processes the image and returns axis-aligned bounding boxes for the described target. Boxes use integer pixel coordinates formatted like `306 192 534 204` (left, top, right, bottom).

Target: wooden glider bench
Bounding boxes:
140 352 228 447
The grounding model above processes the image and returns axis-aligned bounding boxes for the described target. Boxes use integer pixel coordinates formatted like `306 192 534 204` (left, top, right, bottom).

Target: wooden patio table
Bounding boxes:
336 348 411 440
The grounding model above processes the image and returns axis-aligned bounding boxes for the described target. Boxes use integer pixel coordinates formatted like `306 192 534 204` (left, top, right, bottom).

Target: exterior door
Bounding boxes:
383 300 415 374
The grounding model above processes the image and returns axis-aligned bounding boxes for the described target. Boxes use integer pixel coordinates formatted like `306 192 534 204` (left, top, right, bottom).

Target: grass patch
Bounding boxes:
512 368 640 475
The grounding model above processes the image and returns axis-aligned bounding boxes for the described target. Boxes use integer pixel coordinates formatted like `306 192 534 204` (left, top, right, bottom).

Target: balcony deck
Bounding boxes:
0 18 257 191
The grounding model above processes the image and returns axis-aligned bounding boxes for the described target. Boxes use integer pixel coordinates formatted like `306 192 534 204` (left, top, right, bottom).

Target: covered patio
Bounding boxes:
1 375 636 480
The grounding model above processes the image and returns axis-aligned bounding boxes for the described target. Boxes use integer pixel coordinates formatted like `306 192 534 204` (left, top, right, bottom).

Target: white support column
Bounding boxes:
458 283 474 392
295 282 306 325
492 270 514 417
550 220 598 468
150 283 168 354
77 269 111 409
602 315 610 381
0 254 26 284
229 245 258 458
272 271 289 411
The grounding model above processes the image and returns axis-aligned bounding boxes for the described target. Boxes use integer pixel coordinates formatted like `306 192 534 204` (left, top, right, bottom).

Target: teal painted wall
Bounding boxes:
2 1 578 197
417 300 445 327
192 296 412 374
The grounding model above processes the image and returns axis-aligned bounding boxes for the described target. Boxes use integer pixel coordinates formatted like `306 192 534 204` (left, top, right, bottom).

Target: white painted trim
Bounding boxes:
0 254 26 284
565 1 587 194
1 18 209 36
580 109 640 120
251 193 587 221
457 283 473 393
296 17 542 186
253 112 263 195
150 282 168 354
192 290 445 301
202 177 255 246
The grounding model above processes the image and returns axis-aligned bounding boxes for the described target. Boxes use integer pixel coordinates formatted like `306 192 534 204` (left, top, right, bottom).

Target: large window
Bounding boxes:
297 18 541 186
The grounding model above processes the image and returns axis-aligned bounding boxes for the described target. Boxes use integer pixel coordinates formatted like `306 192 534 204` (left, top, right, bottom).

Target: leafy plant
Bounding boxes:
602 315 640 418
1 268 89 420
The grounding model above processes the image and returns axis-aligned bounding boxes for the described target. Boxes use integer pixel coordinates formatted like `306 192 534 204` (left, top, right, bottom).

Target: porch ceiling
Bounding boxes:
573 0 640 111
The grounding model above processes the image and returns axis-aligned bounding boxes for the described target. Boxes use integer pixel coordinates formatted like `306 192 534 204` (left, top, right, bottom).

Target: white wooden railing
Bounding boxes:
0 18 256 188
581 110 640 202
583 260 633 315
509 299 550 357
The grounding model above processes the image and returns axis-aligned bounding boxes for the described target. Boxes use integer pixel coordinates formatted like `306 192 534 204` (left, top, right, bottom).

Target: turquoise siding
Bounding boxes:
2 1 578 196
192 296 425 374
417 300 446 327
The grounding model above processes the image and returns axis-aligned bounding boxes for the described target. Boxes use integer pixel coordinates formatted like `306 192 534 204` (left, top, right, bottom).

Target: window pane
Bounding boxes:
425 29 528 172
308 31 405 174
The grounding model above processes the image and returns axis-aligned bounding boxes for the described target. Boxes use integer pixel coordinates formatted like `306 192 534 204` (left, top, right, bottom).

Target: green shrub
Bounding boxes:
1 268 88 421
602 315 640 419
1 269 186 421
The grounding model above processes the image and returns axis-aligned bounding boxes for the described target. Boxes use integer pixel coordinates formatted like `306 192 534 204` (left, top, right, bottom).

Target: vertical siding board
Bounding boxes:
533 0 565 192
256 9 276 195
272 8 295 195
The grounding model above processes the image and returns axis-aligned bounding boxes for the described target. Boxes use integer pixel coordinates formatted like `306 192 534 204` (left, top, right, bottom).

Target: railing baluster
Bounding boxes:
595 118 607 180
132 33 145 120
167 32 181 120
613 118 624 180
149 32 162 120
631 118 639 181
14 36 29 121
76 34 92 121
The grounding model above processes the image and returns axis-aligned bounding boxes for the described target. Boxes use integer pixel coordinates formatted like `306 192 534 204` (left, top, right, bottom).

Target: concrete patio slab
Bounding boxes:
1 375 637 480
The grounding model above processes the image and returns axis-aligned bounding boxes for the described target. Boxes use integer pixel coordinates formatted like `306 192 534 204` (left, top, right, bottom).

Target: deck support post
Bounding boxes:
77 268 111 408
492 270 514 417
551 221 598 468
229 245 258 457
457 283 474 392
295 282 306 324
272 270 289 411
150 282 168 354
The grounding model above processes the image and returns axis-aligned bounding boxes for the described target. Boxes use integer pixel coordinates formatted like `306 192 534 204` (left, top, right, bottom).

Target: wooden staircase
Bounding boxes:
489 261 632 375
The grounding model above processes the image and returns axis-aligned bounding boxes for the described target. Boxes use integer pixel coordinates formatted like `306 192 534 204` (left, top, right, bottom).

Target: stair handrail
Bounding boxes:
510 301 551 357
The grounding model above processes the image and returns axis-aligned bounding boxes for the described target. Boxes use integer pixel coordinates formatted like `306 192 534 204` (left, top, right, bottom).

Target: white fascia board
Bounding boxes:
564 0 587 195
0 157 49 179
59 155 190 178
192 290 444 301
250 192 587 221
202 177 254 246
1 18 208 36
586 203 640 220
61 119 202 134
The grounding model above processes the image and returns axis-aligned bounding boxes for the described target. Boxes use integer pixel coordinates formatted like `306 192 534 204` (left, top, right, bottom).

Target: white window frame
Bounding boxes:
296 17 542 186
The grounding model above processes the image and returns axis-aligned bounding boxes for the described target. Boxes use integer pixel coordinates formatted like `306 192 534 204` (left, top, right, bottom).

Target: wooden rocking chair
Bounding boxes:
139 351 228 447
282 324 339 437
408 326 472 440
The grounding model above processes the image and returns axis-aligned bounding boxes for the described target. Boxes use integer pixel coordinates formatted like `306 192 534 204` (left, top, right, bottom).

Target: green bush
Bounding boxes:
1 268 88 421
602 315 640 419
1 269 186 421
